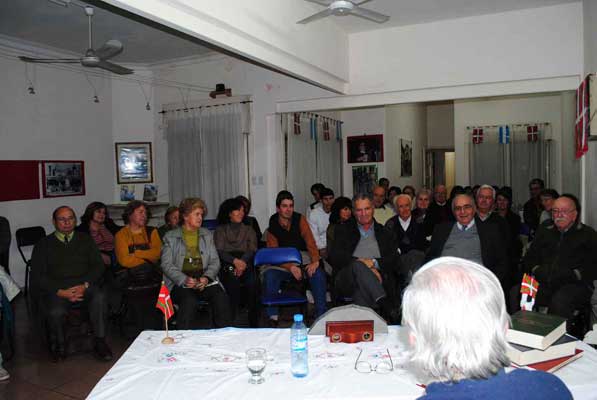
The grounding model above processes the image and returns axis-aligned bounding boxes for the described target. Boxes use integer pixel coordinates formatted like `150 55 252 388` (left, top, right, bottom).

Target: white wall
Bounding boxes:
151 54 337 228
384 103 427 190
0 55 114 286
427 103 455 149
584 0 597 74
453 93 567 190
583 0 597 228
340 107 386 198
348 3 583 95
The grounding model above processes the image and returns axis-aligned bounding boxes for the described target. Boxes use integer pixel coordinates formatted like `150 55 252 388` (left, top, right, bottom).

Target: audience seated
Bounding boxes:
427 184 451 228
327 194 400 322
307 187 334 259
157 206 180 241
475 184 513 261
265 190 327 325
385 194 427 281
30 206 112 362
403 256 572 400
495 189 523 272
539 188 559 224
326 196 354 252
236 195 263 246
412 188 432 235
426 193 509 292
161 198 232 329
309 183 325 212
523 178 545 234
387 186 401 206
372 185 395 225
214 198 258 327
402 185 415 199
77 202 120 267
510 194 597 329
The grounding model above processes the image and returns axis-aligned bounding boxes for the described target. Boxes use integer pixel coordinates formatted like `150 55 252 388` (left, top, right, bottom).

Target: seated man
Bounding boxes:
511 194 597 328
265 191 327 326
385 194 427 280
327 194 400 322
426 193 509 292
30 206 112 362
402 257 571 399
372 185 395 225
307 187 334 259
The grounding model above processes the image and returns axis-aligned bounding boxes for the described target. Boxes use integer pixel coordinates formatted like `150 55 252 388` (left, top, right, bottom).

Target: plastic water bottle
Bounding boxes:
290 314 308 378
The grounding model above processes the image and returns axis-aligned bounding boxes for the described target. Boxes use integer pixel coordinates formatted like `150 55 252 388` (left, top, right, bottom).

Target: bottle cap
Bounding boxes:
293 314 303 322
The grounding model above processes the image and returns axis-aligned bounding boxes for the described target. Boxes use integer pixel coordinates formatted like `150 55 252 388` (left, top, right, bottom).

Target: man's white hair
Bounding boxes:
402 257 511 382
393 194 412 208
477 184 496 200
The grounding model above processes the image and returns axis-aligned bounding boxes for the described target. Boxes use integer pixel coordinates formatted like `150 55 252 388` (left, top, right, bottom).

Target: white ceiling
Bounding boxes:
312 0 578 33
0 0 579 64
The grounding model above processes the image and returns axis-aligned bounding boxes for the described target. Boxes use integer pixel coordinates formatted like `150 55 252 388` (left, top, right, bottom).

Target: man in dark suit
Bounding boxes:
426 193 509 291
327 193 401 322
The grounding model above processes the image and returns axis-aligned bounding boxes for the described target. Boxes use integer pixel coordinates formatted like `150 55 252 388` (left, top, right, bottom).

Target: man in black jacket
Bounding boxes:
511 194 597 322
426 193 509 291
31 206 112 362
327 194 400 322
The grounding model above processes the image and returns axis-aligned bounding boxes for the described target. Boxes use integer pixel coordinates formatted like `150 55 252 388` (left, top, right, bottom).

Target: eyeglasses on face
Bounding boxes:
551 208 576 216
354 349 394 374
453 204 473 213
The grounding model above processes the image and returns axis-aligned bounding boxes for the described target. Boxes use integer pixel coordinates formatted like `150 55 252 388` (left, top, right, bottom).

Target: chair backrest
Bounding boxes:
202 219 218 231
254 247 302 267
15 226 46 263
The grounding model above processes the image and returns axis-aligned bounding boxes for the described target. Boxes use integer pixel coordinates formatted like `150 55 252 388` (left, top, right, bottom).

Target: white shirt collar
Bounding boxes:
456 219 475 231
399 216 411 231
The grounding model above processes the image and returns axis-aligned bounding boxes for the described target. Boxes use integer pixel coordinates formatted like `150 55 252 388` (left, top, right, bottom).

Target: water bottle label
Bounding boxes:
292 338 307 351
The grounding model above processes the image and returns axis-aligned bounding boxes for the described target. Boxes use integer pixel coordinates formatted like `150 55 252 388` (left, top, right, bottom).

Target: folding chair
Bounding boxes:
254 247 307 324
16 226 46 295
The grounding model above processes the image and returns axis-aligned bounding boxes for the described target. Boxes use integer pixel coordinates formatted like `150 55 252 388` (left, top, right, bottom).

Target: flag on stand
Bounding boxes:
520 273 539 311
156 282 174 320
472 128 483 144
527 125 539 142
575 75 590 159
499 126 510 144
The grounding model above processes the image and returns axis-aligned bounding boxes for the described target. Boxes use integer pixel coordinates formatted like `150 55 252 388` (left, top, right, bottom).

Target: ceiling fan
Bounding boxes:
298 0 390 24
19 6 133 75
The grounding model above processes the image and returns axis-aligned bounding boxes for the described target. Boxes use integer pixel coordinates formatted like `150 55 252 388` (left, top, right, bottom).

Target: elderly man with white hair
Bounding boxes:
402 256 572 399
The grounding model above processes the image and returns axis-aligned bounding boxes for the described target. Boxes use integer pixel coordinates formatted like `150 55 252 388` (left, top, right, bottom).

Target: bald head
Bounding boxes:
434 184 447 204
372 185 386 208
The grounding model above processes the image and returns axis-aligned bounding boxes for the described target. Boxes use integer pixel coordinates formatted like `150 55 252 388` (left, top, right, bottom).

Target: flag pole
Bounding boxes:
162 311 174 344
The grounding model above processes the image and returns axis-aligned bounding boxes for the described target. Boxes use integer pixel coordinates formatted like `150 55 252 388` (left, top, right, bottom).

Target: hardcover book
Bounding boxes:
508 334 577 366
525 349 584 373
507 311 566 350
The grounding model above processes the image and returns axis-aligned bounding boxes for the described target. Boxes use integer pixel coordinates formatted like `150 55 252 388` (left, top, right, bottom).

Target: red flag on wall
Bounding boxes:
472 128 483 144
575 76 590 158
527 125 539 142
293 113 301 135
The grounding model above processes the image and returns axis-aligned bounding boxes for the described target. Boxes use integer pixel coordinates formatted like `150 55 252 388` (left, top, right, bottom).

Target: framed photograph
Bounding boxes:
400 138 413 177
347 134 384 163
352 165 378 196
41 160 85 198
115 142 153 184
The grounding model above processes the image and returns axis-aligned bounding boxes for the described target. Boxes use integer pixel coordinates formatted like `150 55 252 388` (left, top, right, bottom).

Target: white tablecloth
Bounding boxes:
87 327 597 400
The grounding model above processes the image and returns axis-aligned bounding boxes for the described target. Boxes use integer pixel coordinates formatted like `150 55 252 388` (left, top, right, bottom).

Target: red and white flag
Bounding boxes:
520 273 539 311
472 128 483 144
575 76 590 158
156 282 174 320
527 125 539 142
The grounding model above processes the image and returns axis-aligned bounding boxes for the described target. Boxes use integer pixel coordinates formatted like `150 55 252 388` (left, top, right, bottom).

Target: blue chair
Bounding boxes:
254 248 308 323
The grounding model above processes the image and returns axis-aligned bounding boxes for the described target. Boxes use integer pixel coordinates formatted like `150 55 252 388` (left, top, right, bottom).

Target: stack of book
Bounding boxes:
506 310 583 373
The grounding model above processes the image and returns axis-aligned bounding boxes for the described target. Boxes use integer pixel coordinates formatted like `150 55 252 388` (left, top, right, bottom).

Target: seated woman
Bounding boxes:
403 257 572 400
326 196 354 256
496 189 523 275
236 195 263 246
402 185 416 199
77 202 121 267
412 188 433 237
214 198 258 327
158 206 180 241
161 198 231 329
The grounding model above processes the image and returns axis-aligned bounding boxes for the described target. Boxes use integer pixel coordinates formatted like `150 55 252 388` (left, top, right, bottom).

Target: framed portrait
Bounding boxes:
347 134 384 163
115 142 153 184
352 164 378 196
41 160 85 198
400 138 413 177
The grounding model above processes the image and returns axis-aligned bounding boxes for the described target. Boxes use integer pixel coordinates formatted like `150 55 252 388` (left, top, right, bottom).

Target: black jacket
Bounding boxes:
385 215 428 254
523 221 597 288
426 216 509 288
327 219 401 305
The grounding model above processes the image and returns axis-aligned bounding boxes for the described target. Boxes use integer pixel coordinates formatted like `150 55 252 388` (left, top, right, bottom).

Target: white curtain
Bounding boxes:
316 118 342 195
286 114 317 215
165 103 249 218
469 127 507 188
510 125 548 209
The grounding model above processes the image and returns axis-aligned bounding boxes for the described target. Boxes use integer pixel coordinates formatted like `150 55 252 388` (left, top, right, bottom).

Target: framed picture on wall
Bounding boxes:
352 164 378 196
400 138 413 177
347 134 384 163
41 160 85 198
115 142 153 184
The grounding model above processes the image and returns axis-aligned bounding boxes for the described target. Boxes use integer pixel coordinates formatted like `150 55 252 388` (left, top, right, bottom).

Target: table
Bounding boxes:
87 327 597 400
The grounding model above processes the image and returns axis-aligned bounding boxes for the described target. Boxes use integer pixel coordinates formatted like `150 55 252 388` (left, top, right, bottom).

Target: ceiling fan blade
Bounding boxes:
304 0 334 5
95 39 124 61
96 60 134 75
354 0 374 6
350 6 389 23
297 8 334 24
19 56 80 63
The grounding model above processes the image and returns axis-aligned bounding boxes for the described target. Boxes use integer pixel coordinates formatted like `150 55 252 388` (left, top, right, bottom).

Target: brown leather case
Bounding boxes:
325 320 374 343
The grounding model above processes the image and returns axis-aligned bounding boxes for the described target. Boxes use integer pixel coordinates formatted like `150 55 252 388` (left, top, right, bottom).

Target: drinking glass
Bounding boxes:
246 348 267 384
